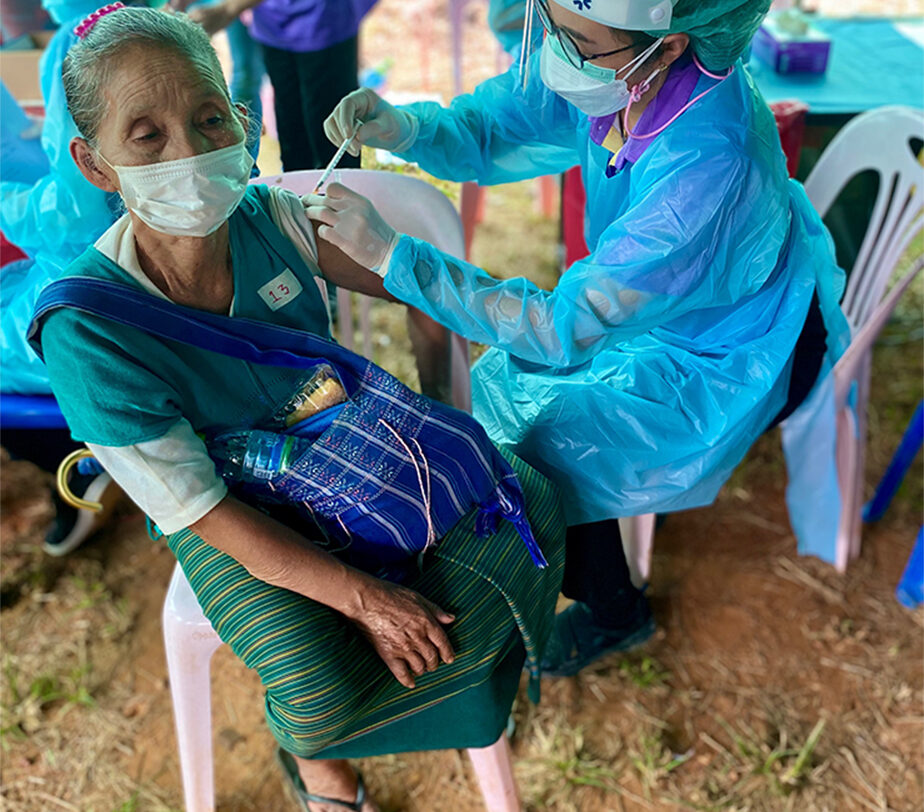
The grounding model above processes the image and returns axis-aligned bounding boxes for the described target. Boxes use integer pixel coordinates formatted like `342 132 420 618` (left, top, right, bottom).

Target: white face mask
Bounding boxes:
100 141 254 237
539 34 664 118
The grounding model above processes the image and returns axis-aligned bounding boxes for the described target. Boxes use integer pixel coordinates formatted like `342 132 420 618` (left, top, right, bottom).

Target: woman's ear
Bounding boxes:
70 137 119 193
234 102 250 132
660 33 690 68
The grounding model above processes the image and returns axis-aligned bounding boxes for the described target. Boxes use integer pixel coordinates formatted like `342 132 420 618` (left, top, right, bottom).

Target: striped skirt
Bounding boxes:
167 451 565 757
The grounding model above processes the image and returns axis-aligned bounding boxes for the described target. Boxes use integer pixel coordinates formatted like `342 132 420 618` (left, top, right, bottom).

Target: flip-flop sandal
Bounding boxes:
276 748 369 812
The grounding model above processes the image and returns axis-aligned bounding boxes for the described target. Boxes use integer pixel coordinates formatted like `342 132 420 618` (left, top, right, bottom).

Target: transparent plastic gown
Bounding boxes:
1 18 116 393
383 55 849 525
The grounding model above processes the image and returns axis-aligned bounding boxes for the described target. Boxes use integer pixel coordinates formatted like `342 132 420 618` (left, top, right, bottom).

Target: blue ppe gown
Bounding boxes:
382 54 850 526
1 18 117 393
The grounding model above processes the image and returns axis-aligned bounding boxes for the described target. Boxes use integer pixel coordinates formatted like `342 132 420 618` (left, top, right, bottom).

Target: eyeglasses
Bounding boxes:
534 0 637 69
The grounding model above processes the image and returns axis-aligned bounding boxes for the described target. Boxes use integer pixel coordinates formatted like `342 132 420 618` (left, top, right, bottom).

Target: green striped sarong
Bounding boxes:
166 451 565 758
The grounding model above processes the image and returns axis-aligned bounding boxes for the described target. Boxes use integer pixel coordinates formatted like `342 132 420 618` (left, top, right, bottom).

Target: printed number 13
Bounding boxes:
268 283 291 303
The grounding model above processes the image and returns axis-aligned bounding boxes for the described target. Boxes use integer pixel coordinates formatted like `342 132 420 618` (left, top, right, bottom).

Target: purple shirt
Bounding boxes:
588 53 702 177
250 0 377 53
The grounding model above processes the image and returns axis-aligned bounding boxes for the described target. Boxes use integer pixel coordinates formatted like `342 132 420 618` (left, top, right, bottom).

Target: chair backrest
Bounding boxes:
803 106 923 332
256 169 466 259
254 169 472 410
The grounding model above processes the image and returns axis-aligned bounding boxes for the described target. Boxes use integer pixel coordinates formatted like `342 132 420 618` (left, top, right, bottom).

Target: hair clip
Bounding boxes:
74 2 126 40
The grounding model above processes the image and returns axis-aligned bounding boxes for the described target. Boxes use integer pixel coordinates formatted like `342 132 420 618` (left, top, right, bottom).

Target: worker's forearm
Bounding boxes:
190 495 373 619
223 0 262 15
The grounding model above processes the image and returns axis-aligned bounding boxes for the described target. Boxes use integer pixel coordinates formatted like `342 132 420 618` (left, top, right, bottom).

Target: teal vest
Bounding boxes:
39 185 332 446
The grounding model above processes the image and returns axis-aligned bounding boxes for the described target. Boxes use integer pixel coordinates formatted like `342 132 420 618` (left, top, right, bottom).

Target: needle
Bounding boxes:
313 121 363 193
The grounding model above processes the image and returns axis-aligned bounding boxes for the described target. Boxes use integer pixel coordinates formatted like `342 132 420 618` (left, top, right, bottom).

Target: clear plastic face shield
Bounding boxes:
547 0 674 32
519 0 676 87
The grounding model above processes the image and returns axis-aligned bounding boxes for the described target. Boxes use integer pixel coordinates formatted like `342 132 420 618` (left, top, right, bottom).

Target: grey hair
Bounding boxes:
62 7 229 146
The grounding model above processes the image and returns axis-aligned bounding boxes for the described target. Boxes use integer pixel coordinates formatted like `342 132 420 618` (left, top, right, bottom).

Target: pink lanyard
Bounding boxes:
623 53 734 141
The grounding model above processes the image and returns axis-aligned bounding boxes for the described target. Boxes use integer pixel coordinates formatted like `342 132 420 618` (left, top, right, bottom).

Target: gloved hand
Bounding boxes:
324 88 419 157
303 183 399 272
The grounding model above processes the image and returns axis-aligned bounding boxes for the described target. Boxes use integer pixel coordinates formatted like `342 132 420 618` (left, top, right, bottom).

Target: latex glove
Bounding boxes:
304 183 399 272
324 88 419 157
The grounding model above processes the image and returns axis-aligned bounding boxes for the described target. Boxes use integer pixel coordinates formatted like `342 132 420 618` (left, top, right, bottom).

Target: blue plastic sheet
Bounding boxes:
1 18 118 394
0 83 49 185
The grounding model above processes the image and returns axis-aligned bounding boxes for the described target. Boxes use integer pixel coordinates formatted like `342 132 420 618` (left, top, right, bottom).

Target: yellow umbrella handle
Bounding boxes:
56 448 104 512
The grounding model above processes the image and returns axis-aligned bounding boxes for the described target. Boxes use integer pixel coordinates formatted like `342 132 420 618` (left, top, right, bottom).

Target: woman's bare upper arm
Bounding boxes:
312 219 399 302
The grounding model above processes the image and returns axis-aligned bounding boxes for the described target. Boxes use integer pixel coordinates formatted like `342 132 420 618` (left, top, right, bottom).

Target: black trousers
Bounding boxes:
262 36 362 172
565 292 829 626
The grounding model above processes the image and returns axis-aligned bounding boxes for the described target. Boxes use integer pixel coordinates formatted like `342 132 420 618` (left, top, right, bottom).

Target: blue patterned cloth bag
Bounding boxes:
29 278 549 576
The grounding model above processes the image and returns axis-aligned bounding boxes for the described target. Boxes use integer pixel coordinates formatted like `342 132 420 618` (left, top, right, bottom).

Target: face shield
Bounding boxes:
519 0 676 87
547 0 675 32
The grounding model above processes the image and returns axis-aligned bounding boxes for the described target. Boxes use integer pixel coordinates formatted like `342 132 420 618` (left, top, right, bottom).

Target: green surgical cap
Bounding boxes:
649 0 772 71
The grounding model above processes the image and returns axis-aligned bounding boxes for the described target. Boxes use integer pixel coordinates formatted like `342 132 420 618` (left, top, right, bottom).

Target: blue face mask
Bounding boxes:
539 35 664 117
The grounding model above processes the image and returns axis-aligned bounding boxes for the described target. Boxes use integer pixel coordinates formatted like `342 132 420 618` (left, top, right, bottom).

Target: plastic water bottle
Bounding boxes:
209 430 310 484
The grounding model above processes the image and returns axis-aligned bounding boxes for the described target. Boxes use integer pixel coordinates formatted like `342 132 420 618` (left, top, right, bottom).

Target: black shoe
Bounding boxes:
43 472 119 557
540 597 655 678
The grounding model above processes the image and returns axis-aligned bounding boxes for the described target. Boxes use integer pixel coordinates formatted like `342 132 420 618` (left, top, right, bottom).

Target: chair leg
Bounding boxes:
163 619 222 812
337 288 354 351
467 734 521 812
849 365 873 563
460 182 484 261
359 295 373 361
535 175 558 219
835 407 859 573
619 513 656 587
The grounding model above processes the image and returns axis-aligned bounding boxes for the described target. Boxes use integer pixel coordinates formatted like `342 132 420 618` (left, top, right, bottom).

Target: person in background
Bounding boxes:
308 0 850 677
170 0 266 132
191 0 376 171
0 0 52 41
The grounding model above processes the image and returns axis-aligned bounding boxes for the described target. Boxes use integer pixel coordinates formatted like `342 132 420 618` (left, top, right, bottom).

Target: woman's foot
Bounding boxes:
278 750 379 812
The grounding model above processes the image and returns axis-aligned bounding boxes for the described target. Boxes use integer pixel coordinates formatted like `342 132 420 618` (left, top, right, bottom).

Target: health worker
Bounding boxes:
306 0 849 677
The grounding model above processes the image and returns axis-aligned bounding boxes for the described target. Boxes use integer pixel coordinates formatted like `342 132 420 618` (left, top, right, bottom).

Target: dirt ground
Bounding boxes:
2 2 923 811
2 318 922 812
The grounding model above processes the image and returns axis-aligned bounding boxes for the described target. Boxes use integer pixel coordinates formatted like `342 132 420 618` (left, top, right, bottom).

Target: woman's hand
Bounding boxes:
346 578 456 689
304 183 399 271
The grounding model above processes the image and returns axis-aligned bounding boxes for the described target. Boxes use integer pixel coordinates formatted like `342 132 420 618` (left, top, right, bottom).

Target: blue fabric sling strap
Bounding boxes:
29 277 549 574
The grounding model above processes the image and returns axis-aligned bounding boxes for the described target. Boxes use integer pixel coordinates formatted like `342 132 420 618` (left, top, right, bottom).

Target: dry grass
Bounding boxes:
2 2 923 810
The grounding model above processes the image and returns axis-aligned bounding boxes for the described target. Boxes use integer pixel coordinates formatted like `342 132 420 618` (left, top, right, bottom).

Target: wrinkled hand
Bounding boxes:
324 88 418 156
349 579 455 689
188 2 236 35
303 183 399 271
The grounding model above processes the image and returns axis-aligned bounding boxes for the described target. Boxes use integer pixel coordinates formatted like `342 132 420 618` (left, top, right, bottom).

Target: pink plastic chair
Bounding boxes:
253 168 472 411
622 105 924 580
162 564 521 812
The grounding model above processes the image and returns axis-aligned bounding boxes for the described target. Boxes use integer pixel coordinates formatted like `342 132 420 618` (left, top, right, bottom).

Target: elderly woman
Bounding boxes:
32 8 564 810
310 0 850 676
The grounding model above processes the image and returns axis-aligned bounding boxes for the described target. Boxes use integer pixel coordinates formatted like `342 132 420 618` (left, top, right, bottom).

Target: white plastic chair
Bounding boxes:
165 171 521 810
254 168 472 411
800 106 923 571
162 564 522 812
622 105 924 580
